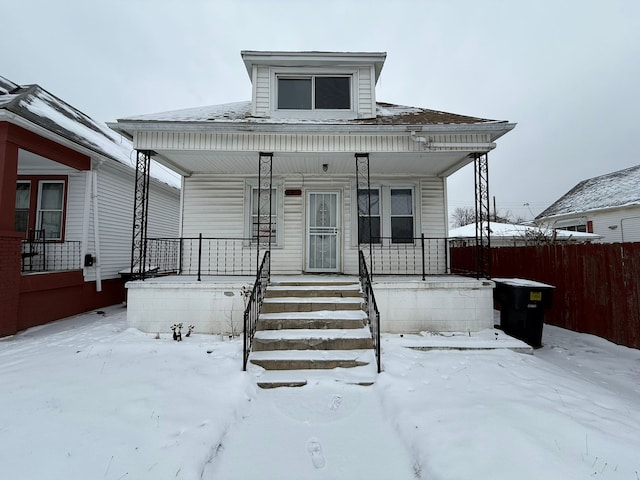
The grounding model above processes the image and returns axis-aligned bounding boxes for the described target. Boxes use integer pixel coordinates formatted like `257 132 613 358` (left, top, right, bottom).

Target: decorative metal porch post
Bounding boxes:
130 150 152 280
256 152 273 277
355 153 373 278
474 152 491 278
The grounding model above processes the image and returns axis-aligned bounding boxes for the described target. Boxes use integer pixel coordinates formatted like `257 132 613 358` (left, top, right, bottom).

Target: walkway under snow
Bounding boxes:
203 381 417 479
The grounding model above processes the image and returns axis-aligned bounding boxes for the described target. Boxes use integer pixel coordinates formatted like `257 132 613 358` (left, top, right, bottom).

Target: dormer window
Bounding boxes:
277 76 351 110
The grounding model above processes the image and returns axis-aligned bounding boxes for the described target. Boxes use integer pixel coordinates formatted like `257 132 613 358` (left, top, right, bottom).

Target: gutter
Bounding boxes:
108 119 516 139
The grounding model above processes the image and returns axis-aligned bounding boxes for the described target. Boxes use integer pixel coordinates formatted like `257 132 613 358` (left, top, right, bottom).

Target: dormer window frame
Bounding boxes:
269 66 359 120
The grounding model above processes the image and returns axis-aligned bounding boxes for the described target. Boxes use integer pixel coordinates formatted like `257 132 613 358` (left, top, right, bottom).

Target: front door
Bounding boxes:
306 191 340 272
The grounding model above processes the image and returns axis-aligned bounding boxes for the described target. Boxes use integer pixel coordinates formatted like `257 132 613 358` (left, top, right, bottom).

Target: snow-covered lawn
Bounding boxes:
1 305 639 479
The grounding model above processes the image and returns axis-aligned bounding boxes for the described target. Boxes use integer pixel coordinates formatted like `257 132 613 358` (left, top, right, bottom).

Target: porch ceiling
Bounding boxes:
152 150 474 177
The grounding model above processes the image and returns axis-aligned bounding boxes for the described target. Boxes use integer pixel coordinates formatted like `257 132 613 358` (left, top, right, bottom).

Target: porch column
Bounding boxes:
130 150 152 280
474 153 491 278
256 152 273 276
0 122 21 336
355 153 373 277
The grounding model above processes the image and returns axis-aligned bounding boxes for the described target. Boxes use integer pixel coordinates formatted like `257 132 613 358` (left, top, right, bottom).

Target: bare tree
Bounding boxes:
451 207 476 227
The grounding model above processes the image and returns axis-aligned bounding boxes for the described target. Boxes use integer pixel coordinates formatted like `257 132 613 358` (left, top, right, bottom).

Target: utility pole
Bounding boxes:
493 196 497 222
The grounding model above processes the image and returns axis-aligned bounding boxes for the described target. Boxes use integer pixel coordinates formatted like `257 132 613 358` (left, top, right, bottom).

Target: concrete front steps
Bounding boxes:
248 278 378 388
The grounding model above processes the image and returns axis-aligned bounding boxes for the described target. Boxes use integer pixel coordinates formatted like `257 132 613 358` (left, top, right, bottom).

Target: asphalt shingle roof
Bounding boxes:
537 164 640 218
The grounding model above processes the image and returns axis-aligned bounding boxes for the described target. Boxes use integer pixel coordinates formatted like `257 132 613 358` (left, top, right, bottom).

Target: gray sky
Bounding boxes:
3 0 639 221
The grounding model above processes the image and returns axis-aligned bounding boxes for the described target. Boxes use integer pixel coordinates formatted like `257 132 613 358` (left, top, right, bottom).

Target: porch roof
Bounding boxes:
110 101 515 178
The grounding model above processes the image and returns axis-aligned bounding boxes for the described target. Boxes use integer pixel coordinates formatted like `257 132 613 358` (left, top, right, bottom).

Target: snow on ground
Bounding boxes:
1 306 639 480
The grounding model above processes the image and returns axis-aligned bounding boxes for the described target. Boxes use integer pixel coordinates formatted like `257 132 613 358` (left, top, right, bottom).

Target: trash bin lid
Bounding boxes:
492 278 555 289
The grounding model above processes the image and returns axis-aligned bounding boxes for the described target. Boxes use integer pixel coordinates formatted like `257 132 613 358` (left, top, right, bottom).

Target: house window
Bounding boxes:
358 188 381 244
15 181 31 233
250 187 277 244
357 186 416 245
37 181 65 240
390 188 414 243
563 224 587 233
278 76 351 110
15 176 67 240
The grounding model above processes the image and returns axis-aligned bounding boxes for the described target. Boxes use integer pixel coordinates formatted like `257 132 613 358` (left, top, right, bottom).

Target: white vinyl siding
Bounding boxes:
549 207 640 243
357 66 374 118
254 65 270 117
420 177 446 238
182 175 245 238
82 161 179 281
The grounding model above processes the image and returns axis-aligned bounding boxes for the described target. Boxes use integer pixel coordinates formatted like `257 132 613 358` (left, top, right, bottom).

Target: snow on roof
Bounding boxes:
537 164 640 219
118 100 502 126
449 221 600 240
0 76 180 189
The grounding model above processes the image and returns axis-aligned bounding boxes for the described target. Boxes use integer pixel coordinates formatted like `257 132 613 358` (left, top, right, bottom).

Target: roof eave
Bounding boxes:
111 119 516 137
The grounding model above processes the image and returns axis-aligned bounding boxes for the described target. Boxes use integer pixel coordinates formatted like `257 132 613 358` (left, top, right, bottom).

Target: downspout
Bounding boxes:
92 166 103 292
81 170 92 278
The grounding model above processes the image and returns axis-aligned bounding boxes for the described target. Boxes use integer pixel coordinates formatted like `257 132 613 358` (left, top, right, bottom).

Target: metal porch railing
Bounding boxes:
359 235 449 279
21 230 82 273
145 236 262 279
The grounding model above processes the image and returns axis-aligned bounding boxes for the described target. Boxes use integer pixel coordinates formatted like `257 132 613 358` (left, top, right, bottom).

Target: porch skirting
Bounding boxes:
125 275 495 336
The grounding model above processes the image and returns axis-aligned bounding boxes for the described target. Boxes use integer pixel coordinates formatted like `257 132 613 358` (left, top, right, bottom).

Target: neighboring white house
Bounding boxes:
449 221 601 247
535 164 640 243
0 75 180 336
111 50 515 335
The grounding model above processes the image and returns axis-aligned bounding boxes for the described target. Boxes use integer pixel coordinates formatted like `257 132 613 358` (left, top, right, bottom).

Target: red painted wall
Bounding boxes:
17 273 126 332
0 232 23 337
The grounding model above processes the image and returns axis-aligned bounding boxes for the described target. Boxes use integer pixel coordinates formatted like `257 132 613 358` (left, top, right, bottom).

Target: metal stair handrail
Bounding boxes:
242 251 270 371
359 249 381 373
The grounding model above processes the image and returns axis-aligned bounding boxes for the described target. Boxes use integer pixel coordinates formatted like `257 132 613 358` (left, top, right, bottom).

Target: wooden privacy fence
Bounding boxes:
450 243 640 349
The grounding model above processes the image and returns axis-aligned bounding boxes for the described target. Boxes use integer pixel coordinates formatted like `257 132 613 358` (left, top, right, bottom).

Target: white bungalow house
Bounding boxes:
0 75 180 337
536 164 640 243
112 51 515 360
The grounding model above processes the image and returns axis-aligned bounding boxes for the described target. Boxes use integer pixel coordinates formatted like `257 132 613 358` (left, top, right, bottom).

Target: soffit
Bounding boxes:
152 150 472 177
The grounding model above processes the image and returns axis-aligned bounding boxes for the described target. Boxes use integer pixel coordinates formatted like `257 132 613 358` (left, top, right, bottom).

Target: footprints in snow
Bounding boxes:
307 438 326 469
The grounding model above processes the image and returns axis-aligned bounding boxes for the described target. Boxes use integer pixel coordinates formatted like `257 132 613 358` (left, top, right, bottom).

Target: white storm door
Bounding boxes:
306 192 340 272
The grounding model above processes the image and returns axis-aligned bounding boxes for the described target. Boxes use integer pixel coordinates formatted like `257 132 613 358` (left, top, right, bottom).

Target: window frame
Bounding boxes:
357 187 381 244
389 187 415 244
16 175 68 241
244 180 284 247
354 183 418 246
270 67 358 119
277 74 352 111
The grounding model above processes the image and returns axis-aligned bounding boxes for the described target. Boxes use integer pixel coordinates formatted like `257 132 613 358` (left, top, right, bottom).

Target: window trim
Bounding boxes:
16 175 68 241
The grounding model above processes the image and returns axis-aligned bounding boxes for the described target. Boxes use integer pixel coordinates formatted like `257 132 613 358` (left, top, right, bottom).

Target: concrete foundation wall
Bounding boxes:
373 279 495 333
126 280 250 336
126 277 495 335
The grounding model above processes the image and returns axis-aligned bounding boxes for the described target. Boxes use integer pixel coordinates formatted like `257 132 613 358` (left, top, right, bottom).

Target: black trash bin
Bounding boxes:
493 278 554 348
